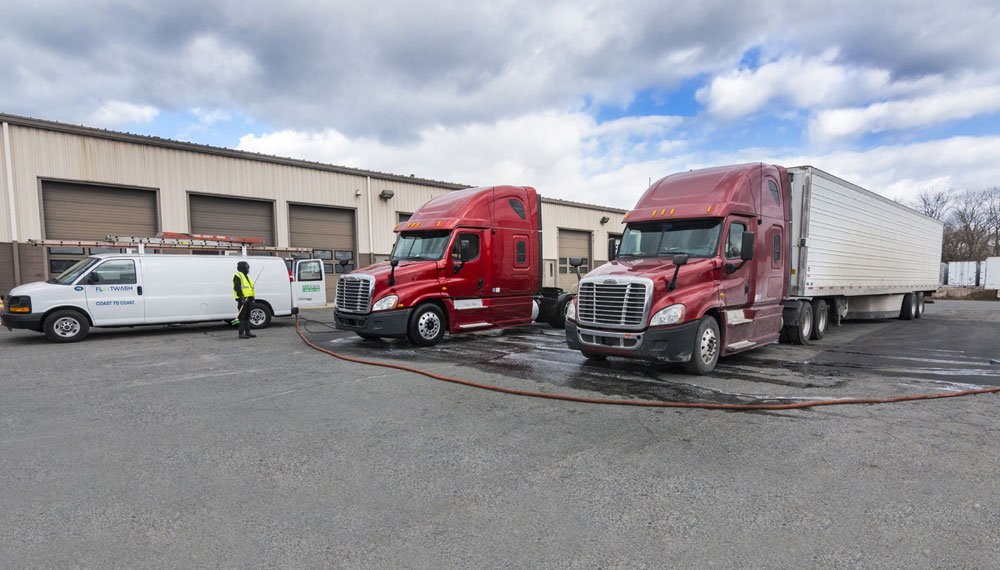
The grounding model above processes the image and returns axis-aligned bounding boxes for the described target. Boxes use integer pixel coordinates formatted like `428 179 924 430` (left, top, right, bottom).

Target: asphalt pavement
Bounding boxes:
1 300 999 569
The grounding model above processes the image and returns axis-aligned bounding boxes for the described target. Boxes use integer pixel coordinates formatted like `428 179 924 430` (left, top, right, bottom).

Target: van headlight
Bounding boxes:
371 295 398 312
565 298 576 321
649 304 685 326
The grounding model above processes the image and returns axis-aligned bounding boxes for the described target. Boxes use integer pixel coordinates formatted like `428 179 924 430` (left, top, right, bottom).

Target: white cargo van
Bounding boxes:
1 254 327 342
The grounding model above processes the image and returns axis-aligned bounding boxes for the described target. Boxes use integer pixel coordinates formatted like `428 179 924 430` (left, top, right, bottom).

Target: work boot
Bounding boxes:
247 333 257 338
239 334 251 339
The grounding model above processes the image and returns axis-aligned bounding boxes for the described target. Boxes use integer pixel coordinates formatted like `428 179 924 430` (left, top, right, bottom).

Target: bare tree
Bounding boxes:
946 190 991 261
982 186 1000 257
914 188 952 221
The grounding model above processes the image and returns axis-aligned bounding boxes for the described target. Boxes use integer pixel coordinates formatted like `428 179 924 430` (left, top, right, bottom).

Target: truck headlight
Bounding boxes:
371 295 398 312
565 298 576 321
649 304 685 326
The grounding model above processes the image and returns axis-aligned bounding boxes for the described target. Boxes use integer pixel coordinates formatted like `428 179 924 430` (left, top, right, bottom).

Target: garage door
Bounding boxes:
189 194 275 245
42 181 158 276
289 204 356 303
557 229 591 291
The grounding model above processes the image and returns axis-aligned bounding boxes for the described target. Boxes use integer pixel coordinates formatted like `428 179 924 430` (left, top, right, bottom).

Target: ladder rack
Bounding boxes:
28 233 313 256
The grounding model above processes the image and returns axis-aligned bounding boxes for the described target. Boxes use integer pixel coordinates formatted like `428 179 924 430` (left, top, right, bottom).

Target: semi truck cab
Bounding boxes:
334 185 544 345
565 163 790 374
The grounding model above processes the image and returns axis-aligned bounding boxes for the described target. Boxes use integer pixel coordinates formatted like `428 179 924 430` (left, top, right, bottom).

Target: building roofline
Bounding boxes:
0 112 469 190
540 196 627 214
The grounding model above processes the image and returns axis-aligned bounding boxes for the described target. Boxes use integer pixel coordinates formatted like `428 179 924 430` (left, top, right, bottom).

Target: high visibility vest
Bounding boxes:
234 272 255 299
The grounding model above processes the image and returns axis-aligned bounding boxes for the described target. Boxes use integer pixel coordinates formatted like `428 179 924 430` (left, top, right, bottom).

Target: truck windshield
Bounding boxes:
391 230 451 261
48 257 100 285
617 219 722 259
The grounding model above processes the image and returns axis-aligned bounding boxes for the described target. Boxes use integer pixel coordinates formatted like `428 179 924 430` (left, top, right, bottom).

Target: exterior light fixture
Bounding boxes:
379 189 395 200
600 216 610 224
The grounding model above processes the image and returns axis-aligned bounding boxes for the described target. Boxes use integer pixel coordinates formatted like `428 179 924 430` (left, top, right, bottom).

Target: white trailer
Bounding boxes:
947 261 979 287
983 257 1000 290
786 166 943 320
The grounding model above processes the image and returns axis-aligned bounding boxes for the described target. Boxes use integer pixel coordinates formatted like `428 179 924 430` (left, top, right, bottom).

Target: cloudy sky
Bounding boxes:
3 0 999 208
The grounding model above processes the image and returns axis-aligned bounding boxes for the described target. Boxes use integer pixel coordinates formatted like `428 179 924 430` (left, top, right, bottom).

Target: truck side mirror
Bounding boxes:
672 254 689 266
740 232 755 261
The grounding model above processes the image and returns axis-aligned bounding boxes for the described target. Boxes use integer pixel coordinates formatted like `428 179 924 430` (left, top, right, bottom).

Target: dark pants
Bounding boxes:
236 299 254 337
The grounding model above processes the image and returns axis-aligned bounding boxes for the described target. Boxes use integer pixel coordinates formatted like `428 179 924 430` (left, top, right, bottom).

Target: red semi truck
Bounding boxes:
333 185 573 344
565 163 943 374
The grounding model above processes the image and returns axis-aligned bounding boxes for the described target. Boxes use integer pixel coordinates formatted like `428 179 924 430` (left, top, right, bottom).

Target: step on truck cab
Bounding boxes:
564 163 942 374
335 185 570 345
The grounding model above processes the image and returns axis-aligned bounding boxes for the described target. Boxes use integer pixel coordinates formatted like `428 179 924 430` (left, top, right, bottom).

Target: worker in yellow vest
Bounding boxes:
233 260 257 339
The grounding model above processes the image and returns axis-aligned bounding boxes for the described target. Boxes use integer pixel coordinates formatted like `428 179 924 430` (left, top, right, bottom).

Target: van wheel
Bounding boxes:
810 299 828 340
249 304 272 328
784 302 813 345
915 292 925 318
683 316 720 375
899 293 916 320
43 310 90 343
407 304 445 346
548 296 572 329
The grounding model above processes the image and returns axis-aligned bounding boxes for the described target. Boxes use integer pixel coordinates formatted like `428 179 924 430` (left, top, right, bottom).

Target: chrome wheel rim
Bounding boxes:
417 311 441 340
53 317 81 338
802 310 813 338
816 306 827 333
249 308 266 326
699 327 718 365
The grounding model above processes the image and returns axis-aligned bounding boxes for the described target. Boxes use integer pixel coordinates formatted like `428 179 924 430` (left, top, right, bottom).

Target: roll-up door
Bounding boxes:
557 229 591 291
42 181 158 276
189 194 275 245
289 204 356 303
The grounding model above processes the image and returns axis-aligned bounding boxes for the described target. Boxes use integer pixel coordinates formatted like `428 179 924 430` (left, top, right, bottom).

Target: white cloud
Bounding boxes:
86 100 158 128
810 86 1000 140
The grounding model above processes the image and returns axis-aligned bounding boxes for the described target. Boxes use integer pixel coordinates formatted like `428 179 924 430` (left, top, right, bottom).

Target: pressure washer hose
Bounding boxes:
295 316 1000 411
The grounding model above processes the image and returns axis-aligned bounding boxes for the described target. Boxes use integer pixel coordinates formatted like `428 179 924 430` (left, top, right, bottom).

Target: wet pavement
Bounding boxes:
299 299 1000 406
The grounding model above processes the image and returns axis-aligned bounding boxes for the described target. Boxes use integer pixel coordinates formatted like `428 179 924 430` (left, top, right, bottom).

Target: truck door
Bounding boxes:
292 259 327 307
719 218 755 346
83 259 145 325
442 230 489 329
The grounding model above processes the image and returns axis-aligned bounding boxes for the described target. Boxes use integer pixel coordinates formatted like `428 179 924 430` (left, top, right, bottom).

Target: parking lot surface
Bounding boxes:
2 300 999 569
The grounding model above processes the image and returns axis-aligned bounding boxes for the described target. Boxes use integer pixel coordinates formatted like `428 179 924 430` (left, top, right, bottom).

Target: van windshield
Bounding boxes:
390 230 451 261
48 257 100 284
617 219 722 259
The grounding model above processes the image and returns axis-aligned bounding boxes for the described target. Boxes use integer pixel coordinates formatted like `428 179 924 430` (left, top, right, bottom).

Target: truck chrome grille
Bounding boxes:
335 275 373 314
576 278 652 330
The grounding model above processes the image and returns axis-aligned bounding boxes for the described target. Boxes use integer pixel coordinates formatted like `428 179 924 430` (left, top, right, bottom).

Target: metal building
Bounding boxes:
0 113 626 301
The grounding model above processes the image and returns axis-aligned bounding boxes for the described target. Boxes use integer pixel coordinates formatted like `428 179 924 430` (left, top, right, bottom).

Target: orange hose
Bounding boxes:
295 317 1000 411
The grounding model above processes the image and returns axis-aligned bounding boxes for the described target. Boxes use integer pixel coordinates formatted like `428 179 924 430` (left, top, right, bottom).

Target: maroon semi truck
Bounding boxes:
565 163 943 374
334 185 572 345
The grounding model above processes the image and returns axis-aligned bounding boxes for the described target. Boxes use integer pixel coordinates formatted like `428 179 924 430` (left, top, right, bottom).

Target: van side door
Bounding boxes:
292 259 327 307
83 259 145 325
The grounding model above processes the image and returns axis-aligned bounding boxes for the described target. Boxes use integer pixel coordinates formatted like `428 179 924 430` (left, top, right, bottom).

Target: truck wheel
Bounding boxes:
547 296 572 329
899 293 916 320
785 302 813 345
915 292 925 319
249 304 272 328
581 351 607 361
810 299 828 340
683 316 720 375
407 303 445 346
43 310 90 343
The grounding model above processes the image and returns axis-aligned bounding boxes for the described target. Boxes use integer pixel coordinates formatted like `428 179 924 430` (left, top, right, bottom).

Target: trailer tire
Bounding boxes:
548 296 573 329
407 303 445 347
915 292 925 318
43 309 90 343
899 293 917 320
784 302 813 345
810 299 828 340
683 316 720 375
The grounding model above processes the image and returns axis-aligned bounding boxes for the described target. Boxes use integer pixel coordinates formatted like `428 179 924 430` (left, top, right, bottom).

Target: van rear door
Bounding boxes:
292 259 326 307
